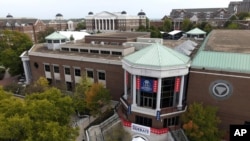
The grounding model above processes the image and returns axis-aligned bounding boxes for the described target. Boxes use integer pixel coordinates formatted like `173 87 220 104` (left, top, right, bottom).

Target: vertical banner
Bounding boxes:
156 110 161 120
153 80 158 93
174 77 181 93
127 105 131 115
136 77 140 90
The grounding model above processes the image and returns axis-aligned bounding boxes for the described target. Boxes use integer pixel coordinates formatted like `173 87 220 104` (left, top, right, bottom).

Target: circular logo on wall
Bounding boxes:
209 80 233 100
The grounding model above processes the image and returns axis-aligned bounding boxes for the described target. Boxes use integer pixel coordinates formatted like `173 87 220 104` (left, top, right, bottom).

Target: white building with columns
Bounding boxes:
85 10 146 33
120 43 191 140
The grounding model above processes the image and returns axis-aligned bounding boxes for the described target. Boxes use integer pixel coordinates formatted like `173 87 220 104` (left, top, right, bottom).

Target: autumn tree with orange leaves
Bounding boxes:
84 83 111 116
181 102 222 141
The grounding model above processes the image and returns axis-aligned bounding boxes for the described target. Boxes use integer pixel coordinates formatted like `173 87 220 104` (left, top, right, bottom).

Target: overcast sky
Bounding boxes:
1 0 242 19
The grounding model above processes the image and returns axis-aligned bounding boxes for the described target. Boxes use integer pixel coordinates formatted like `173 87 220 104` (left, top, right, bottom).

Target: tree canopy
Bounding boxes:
0 87 78 141
0 30 33 75
181 102 222 141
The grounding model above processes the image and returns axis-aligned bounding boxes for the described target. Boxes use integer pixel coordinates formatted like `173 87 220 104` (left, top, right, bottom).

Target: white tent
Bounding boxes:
59 31 90 41
132 137 145 141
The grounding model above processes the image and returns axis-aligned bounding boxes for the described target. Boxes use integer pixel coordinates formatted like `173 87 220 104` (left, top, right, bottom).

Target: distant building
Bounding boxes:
42 13 79 31
170 8 231 29
228 0 250 14
85 10 146 33
0 14 46 42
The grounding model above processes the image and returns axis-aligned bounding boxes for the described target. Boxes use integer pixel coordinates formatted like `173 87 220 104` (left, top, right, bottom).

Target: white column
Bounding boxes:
105 19 107 30
156 78 162 110
98 19 100 31
102 19 104 30
124 70 128 99
132 75 136 106
95 19 97 31
109 19 111 30
22 61 30 84
177 76 185 109
113 19 115 30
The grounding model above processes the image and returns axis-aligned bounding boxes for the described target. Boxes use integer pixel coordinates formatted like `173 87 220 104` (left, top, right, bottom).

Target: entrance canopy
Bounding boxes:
132 137 145 141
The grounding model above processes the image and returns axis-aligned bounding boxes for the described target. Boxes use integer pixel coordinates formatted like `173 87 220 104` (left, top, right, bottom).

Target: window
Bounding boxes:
61 48 69 51
47 78 52 85
65 67 70 75
90 50 99 54
206 13 210 19
44 64 50 72
71 48 79 52
75 68 81 76
87 70 94 78
135 116 152 127
139 92 157 109
161 77 175 108
54 40 60 43
54 66 59 73
112 51 122 55
47 40 52 43
66 82 73 91
98 72 105 80
163 116 179 127
80 49 88 53
101 50 110 55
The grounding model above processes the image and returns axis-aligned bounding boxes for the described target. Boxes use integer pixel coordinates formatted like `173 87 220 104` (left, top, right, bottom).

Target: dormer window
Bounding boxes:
206 13 210 19
180 12 184 18
220 11 224 19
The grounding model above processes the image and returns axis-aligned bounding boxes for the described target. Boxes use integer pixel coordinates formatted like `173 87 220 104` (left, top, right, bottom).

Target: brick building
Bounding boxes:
187 30 250 134
0 14 46 42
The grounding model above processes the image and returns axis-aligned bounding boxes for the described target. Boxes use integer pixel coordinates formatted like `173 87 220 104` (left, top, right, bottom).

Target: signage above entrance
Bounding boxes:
131 123 151 135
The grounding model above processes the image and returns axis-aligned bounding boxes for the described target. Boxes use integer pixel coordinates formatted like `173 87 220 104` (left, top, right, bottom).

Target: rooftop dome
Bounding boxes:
138 10 146 16
56 13 63 17
121 11 127 14
88 11 94 15
6 13 13 18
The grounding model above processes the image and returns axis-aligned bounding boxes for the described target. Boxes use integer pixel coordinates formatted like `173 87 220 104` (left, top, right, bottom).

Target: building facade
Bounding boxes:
187 30 250 134
170 8 231 29
0 14 46 42
85 10 146 33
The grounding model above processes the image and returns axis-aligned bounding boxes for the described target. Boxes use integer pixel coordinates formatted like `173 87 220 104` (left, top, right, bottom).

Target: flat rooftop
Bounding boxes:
86 32 150 39
205 30 250 53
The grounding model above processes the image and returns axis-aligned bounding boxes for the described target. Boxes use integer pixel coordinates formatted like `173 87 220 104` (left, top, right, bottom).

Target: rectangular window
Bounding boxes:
44 64 50 72
71 48 79 52
135 116 152 127
54 40 60 43
101 50 110 55
61 48 69 51
66 82 73 91
54 66 59 73
98 72 105 80
65 67 70 75
163 116 179 127
161 77 175 108
87 70 94 78
80 49 89 53
90 50 99 54
47 78 52 85
112 51 122 56
75 68 81 76
47 40 52 43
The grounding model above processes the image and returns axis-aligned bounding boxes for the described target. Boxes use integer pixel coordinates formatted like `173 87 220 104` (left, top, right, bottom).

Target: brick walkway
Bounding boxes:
0 69 19 86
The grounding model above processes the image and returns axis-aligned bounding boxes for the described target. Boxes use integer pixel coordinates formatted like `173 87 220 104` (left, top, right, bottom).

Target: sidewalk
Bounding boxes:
0 69 19 86
75 101 119 141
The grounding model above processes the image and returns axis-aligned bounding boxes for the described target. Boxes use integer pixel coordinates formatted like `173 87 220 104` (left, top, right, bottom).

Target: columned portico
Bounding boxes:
20 51 32 84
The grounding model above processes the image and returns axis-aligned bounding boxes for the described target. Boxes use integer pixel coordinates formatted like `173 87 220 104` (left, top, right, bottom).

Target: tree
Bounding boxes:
0 30 33 75
37 27 55 43
75 21 86 31
181 19 193 32
24 77 49 94
162 19 172 32
227 23 239 29
0 87 78 141
237 12 250 20
181 102 222 141
85 83 111 116
73 75 92 115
